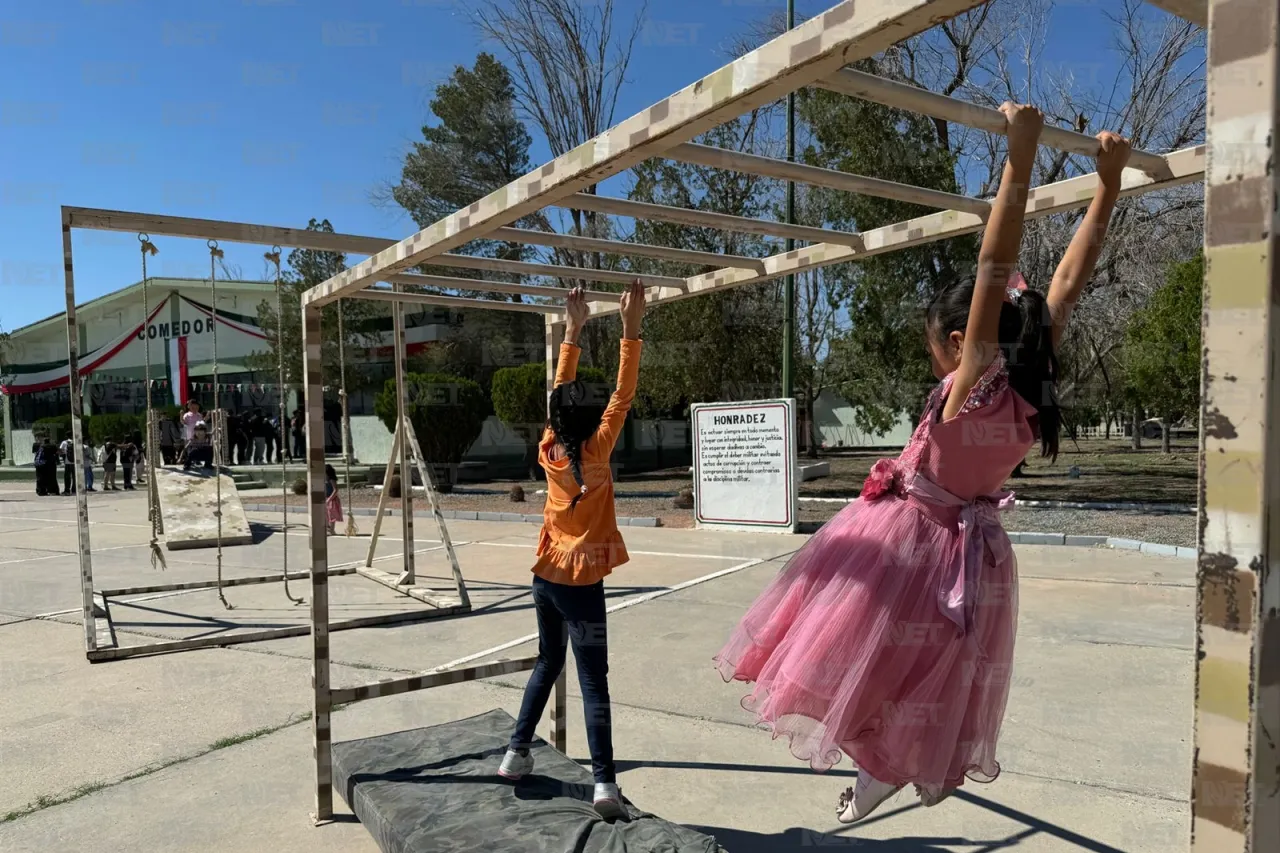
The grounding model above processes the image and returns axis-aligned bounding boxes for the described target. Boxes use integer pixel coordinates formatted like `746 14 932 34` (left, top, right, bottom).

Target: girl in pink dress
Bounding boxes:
715 106 1135 823
325 464 343 536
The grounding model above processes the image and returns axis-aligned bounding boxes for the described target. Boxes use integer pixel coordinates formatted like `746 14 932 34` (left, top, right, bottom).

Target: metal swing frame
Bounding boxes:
53 0 1275 845
61 211 477 663
288 1 1272 847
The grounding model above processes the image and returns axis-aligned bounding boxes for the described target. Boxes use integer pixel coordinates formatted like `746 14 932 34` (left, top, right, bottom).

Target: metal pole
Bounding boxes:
781 0 796 403
303 302 333 823
392 283 414 585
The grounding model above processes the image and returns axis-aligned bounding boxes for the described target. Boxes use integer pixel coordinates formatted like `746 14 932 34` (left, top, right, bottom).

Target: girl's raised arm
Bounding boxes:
944 102 1044 421
1046 132 1132 349
595 280 645 452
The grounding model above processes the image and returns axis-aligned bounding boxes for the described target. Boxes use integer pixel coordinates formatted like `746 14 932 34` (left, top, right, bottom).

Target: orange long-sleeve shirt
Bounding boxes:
532 338 641 586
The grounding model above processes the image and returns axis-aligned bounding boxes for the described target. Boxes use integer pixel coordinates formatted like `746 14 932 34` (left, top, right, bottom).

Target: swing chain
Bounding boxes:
338 298 358 537
139 234 166 571
267 245 303 604
208 240 231 609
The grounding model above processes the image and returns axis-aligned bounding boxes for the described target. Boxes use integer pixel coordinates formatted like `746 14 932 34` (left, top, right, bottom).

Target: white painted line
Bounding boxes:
428 557 764 674
0 542 145 566
0 514 151 529
476 539 743 562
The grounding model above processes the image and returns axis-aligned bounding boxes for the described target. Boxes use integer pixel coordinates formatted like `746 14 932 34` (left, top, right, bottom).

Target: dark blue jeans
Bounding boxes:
510 576 615 784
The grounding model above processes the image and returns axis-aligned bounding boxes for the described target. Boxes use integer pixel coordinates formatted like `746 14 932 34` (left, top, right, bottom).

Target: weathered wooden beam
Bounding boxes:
489 226 766 272
557 193 863 247
383 272 621 302
1144 0 1206 27
330 656 538 706
300 0 995 307
355 287 566 315
427 253 684 289
668 142 991 215
588 145 1205 317
65 207 393 255
814 68 1172 177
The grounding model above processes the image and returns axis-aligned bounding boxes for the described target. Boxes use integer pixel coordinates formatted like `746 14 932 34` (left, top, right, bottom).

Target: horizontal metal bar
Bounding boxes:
589 145 1205 319
355 288 566 315
429 253 685 288
99 568 358 598
301 0 994 306
86 604 469 663
355 566 462 609
814 69 1171 178
668 142 991 216
558 193 863 247
65 207 394 255
330 655 539 706
489 226 766 272
382 272 621 302
1143 0 1206 27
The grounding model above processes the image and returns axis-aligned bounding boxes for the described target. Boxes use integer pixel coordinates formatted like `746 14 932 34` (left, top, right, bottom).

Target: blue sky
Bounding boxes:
1 0 1136 333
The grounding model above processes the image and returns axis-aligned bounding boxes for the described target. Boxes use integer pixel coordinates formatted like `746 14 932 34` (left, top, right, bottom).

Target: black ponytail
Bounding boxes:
547 379 608 511
927 279 1061 460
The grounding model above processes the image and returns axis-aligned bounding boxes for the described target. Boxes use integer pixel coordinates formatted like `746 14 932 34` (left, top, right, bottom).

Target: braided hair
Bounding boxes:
547 379 609 511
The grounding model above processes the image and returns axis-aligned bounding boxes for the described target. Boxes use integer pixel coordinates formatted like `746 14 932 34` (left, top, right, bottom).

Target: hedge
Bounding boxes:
373 372 488 466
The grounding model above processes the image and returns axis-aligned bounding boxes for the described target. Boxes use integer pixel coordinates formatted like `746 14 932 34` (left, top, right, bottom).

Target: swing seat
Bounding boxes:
153 465 254 551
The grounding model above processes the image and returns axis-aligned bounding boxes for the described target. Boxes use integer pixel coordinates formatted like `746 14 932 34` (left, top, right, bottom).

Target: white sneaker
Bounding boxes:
498 748 534 781
592 783 625 820
836 773 902 824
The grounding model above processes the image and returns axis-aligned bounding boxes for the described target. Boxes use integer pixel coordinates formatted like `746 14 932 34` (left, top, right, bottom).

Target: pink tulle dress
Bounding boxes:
715 355 1036 798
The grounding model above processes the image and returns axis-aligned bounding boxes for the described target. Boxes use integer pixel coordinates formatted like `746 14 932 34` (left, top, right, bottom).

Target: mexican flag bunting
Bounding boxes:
168 336 189 407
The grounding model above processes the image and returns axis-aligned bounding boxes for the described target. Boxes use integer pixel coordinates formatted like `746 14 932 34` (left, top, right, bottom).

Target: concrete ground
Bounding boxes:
0 486 1193 852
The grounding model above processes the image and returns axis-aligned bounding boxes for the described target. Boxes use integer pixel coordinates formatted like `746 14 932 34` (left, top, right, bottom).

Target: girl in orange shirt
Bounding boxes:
499 281 645 820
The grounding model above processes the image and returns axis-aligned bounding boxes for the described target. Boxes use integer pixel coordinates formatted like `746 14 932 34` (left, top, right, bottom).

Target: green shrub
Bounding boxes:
87 413 141 446
33 415 76 444
374 372 488 467
292 477 307 496
491 362 609 476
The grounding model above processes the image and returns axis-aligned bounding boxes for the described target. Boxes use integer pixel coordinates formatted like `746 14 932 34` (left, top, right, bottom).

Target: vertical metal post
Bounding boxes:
364 419 401 568
2 391 13 467
393 284 414 585
781 0 797 403
1193 2 1280 850
62 210 96 655
304 303 333 823
544 316 567 752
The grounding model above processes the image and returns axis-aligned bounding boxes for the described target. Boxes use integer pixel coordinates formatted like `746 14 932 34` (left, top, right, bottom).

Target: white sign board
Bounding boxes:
691 398 797 533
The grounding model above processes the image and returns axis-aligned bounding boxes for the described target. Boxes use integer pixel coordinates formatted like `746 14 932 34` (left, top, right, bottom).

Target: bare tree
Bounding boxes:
468 0 648 365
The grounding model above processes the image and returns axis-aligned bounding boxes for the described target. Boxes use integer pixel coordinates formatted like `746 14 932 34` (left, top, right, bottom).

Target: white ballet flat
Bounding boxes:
836 773 902 824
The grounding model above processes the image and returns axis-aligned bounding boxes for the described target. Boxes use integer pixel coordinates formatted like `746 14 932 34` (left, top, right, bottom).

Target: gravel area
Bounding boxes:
253 485 1196 546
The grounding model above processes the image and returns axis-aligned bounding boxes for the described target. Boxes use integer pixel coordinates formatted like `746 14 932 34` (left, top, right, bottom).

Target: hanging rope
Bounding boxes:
267 247 304 605
139 235 167 571
209 240 232 610
338 299 358 537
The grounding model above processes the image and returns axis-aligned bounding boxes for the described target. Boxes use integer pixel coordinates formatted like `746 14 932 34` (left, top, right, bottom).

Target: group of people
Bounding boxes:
32 433 144 496
30 400 312 495
177 401 307 471
220 407 307 466
498 109 1134 824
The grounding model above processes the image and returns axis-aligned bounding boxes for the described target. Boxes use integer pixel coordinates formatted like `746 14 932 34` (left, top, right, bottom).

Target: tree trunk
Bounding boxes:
805 393 819 459
1104 415 1111 441
1131 407 1142 450
1161 417 1172 454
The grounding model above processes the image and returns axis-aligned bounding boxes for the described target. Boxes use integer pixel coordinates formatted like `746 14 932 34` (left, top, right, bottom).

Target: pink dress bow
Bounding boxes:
904 471 1016 635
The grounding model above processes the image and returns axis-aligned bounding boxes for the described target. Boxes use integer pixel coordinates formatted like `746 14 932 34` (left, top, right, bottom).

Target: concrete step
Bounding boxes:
235 481 270 491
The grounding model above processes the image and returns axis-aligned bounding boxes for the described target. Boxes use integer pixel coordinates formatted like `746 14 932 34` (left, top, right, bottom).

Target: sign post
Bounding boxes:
691 398 797 533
